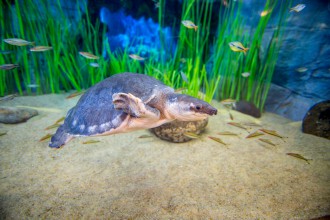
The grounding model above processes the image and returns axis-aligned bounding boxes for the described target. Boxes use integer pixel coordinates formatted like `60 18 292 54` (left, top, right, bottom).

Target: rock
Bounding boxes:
232 101 261 118
302 100 330 140
0 107 38 124
150 118 208 143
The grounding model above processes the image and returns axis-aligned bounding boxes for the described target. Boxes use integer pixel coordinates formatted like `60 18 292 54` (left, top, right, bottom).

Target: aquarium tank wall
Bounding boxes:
1 1 330 219
1 0 329 121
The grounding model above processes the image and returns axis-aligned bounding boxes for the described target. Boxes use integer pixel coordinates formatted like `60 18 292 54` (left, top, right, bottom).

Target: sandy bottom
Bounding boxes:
0 94 329 219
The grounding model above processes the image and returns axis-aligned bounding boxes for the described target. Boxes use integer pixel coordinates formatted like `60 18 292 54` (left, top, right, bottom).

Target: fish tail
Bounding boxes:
243 48 249 55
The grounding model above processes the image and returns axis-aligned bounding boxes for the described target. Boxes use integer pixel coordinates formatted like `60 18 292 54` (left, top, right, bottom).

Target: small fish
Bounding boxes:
129 54 145 61
82 140 100 144
286 153 312 164
45 123 60 130
242 122 262 127
208 136 227 146
0 64 19 70
258 138 276 146
222 0 228 7
260 10 271 17
66 91 85 99
175 88 186 93
30 46 53 52
79 51 99 59
227 122 247 130
295 67 308 73
259 129 284 138
246 131 264 138
217 131 238 136
152 67 163 75
138 134 153 138
241 72 250 77
0 94 17 102
290 4 306 13
0 131 7 136
229 112 234 120
27 84 40 88
229 41 249 55
180 58 187 63
54 117 65 124
153 0 160 8
183 132 200 139
3 38 34 46
39 133 53 142
45 116 65 130
220 98 236 105
181 20 198 31
0 50 13 55
180 71 188 83
89 62 99 68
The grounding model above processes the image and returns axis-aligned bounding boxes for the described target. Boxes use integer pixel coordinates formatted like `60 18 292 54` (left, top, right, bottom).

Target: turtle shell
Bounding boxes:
64 72 173 136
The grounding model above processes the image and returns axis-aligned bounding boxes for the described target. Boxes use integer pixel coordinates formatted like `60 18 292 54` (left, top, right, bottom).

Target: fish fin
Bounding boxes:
243 48 249 55
194 26 198 31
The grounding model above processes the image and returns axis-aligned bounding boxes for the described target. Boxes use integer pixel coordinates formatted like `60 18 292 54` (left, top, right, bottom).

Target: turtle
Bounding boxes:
49 72 217 148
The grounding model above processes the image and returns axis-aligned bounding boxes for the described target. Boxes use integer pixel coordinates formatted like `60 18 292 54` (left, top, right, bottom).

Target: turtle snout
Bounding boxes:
209 108 217 115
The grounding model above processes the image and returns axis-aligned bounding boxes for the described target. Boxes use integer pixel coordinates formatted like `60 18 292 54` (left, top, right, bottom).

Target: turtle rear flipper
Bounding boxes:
49 124 73 148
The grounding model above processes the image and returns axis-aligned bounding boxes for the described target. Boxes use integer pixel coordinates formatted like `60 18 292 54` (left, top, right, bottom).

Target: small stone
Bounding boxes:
0 107 38 124
150 118 208 143
232 101 261 118
302 100 330 139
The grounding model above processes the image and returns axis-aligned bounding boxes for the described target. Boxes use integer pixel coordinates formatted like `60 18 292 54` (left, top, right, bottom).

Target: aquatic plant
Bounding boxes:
211 0 292 110
153 0 220 103
1 0 291 111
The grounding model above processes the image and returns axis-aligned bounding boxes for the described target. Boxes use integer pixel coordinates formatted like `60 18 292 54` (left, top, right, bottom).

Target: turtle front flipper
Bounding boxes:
112 93 160 119
49 124 73 148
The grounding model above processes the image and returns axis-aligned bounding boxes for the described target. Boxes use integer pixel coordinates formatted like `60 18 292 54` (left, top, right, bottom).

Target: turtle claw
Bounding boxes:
112 93 144 117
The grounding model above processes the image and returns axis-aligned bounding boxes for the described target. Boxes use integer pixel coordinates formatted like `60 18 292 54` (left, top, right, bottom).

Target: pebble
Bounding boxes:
232 101 261 118
0 107 38 124
302 100 330 139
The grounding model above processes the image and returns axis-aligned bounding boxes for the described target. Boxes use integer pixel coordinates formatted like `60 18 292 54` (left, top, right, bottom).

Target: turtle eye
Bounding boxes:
195 105 202 110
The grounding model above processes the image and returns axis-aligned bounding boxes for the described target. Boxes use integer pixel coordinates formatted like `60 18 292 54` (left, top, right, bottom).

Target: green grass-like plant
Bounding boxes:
1 0 291 112
211 0 292 110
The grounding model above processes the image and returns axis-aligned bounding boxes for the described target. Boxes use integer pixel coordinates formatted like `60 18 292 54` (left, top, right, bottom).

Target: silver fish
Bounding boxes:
129 54 145 61
3 38 34 46
0 64 19 70
290 4 306 13
30 46 53 52
89 62 99 68
79 51 99 59
180 71 188 83
0 94 17 102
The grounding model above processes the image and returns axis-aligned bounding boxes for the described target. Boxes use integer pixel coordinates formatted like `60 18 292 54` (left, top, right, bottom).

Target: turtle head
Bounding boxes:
165 94 217 121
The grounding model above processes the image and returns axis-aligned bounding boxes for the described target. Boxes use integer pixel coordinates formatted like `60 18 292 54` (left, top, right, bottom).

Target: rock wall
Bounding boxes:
265 0 330 120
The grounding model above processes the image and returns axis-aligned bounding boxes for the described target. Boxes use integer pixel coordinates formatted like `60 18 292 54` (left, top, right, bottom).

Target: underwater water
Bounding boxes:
0 0 330 219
